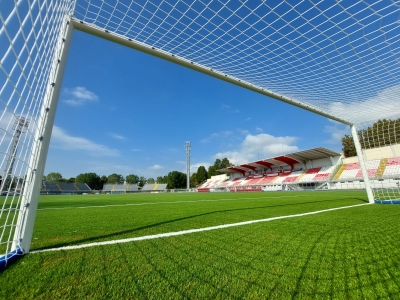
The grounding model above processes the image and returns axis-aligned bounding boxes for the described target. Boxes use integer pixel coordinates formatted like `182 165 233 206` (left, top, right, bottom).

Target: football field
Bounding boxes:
1 191 400 299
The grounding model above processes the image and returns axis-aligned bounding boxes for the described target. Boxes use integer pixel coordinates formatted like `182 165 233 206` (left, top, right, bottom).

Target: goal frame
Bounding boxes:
2 1 400 269
10 17 74 254
13 16 376 256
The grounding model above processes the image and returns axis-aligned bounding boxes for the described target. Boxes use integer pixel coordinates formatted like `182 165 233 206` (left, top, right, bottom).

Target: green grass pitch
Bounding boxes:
1 191 400 299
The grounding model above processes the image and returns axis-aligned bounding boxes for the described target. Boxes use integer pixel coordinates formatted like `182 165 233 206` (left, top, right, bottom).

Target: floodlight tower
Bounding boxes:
185 141 191 191
2 116 30 190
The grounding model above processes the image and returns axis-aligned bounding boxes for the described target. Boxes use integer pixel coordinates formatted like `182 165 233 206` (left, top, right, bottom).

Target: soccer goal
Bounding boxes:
1 0 400 268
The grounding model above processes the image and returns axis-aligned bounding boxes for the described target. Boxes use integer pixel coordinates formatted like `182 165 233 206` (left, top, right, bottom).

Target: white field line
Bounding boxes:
37 195 308 211
30 203 371 254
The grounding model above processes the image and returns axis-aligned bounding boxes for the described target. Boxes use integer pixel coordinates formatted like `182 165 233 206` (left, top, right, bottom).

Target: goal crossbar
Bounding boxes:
71 19 352 125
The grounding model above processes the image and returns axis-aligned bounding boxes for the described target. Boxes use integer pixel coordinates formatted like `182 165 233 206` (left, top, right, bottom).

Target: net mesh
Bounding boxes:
73 0 400 124
357 119 400 202
323 119 400 203
0 0 74 258
1 0 400 263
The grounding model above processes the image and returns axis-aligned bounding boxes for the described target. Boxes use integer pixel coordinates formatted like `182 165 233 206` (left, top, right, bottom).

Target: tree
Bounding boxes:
341 118 400 157
214 158 222 170
107 173 124 184
207 158 233 178
156 176 166 184
208 159 221 178
3 176 20 190
139 176 146 187
126 174 139 184
46 172 63 182
163 175 168 183
100 175 108 186
190 172 198 188
342 135 357 158
207 165 217 178
196 166 208 183
220 157 233 169
76 173 101 190
147 178 155 184
67 177 75 183
166 171 187 189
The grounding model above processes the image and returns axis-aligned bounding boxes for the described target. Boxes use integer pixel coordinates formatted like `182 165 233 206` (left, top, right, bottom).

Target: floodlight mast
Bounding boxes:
185 141 191 191
2 117 30 191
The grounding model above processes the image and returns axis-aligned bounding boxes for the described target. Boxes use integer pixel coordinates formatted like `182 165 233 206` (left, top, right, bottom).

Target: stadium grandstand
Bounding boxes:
141 184 168 192
197 146 400 193
102 183 167 193
102 184 139 194
41 182 91 194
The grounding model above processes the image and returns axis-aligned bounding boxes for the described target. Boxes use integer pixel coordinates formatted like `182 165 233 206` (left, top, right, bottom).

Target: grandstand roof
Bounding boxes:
218 147 340 175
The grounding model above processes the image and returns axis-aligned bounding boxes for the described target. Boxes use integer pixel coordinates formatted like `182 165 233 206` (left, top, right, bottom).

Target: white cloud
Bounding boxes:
328 84 400 124
0 112 18 153
256 127 263 132
200 130 232 143
51 126 119 156
149 164 164 170
324 119 350 144
243 117 251 122
0 111 13 129
71 87 98 100
214 133 299 165
131 148 142 152
63 99 83 106
0 111 34 133
109 133 126 140
62 87 99 106
239 129 249 135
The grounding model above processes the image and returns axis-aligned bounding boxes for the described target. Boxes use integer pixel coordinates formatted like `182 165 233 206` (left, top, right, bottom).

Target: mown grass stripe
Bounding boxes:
37 195 308 210
31 203 370 254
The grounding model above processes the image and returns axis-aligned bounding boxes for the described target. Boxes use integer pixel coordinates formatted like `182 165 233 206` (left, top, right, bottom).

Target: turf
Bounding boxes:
1 191 400 299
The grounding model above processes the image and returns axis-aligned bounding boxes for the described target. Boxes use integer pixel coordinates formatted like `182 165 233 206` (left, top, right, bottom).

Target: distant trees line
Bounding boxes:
190 158 233 187
44 158 233 190
44 172 178 190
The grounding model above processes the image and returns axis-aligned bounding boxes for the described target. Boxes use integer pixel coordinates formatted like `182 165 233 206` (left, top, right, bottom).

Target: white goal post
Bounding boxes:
1 0 400 268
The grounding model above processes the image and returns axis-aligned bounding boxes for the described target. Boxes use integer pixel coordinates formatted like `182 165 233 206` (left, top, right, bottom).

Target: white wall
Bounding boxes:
343 144 400 164
329 178 400 190
210 174 229 181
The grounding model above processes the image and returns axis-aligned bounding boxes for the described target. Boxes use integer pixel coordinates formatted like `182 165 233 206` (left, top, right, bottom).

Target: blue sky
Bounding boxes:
44 30 349 179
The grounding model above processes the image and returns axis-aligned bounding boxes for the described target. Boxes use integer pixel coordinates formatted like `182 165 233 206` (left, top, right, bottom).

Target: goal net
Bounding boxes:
1 0 400 267
356 119 400 203
0 0 74 268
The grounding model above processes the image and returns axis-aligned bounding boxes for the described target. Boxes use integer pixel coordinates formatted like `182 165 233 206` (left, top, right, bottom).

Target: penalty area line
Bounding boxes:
30 203 370 254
